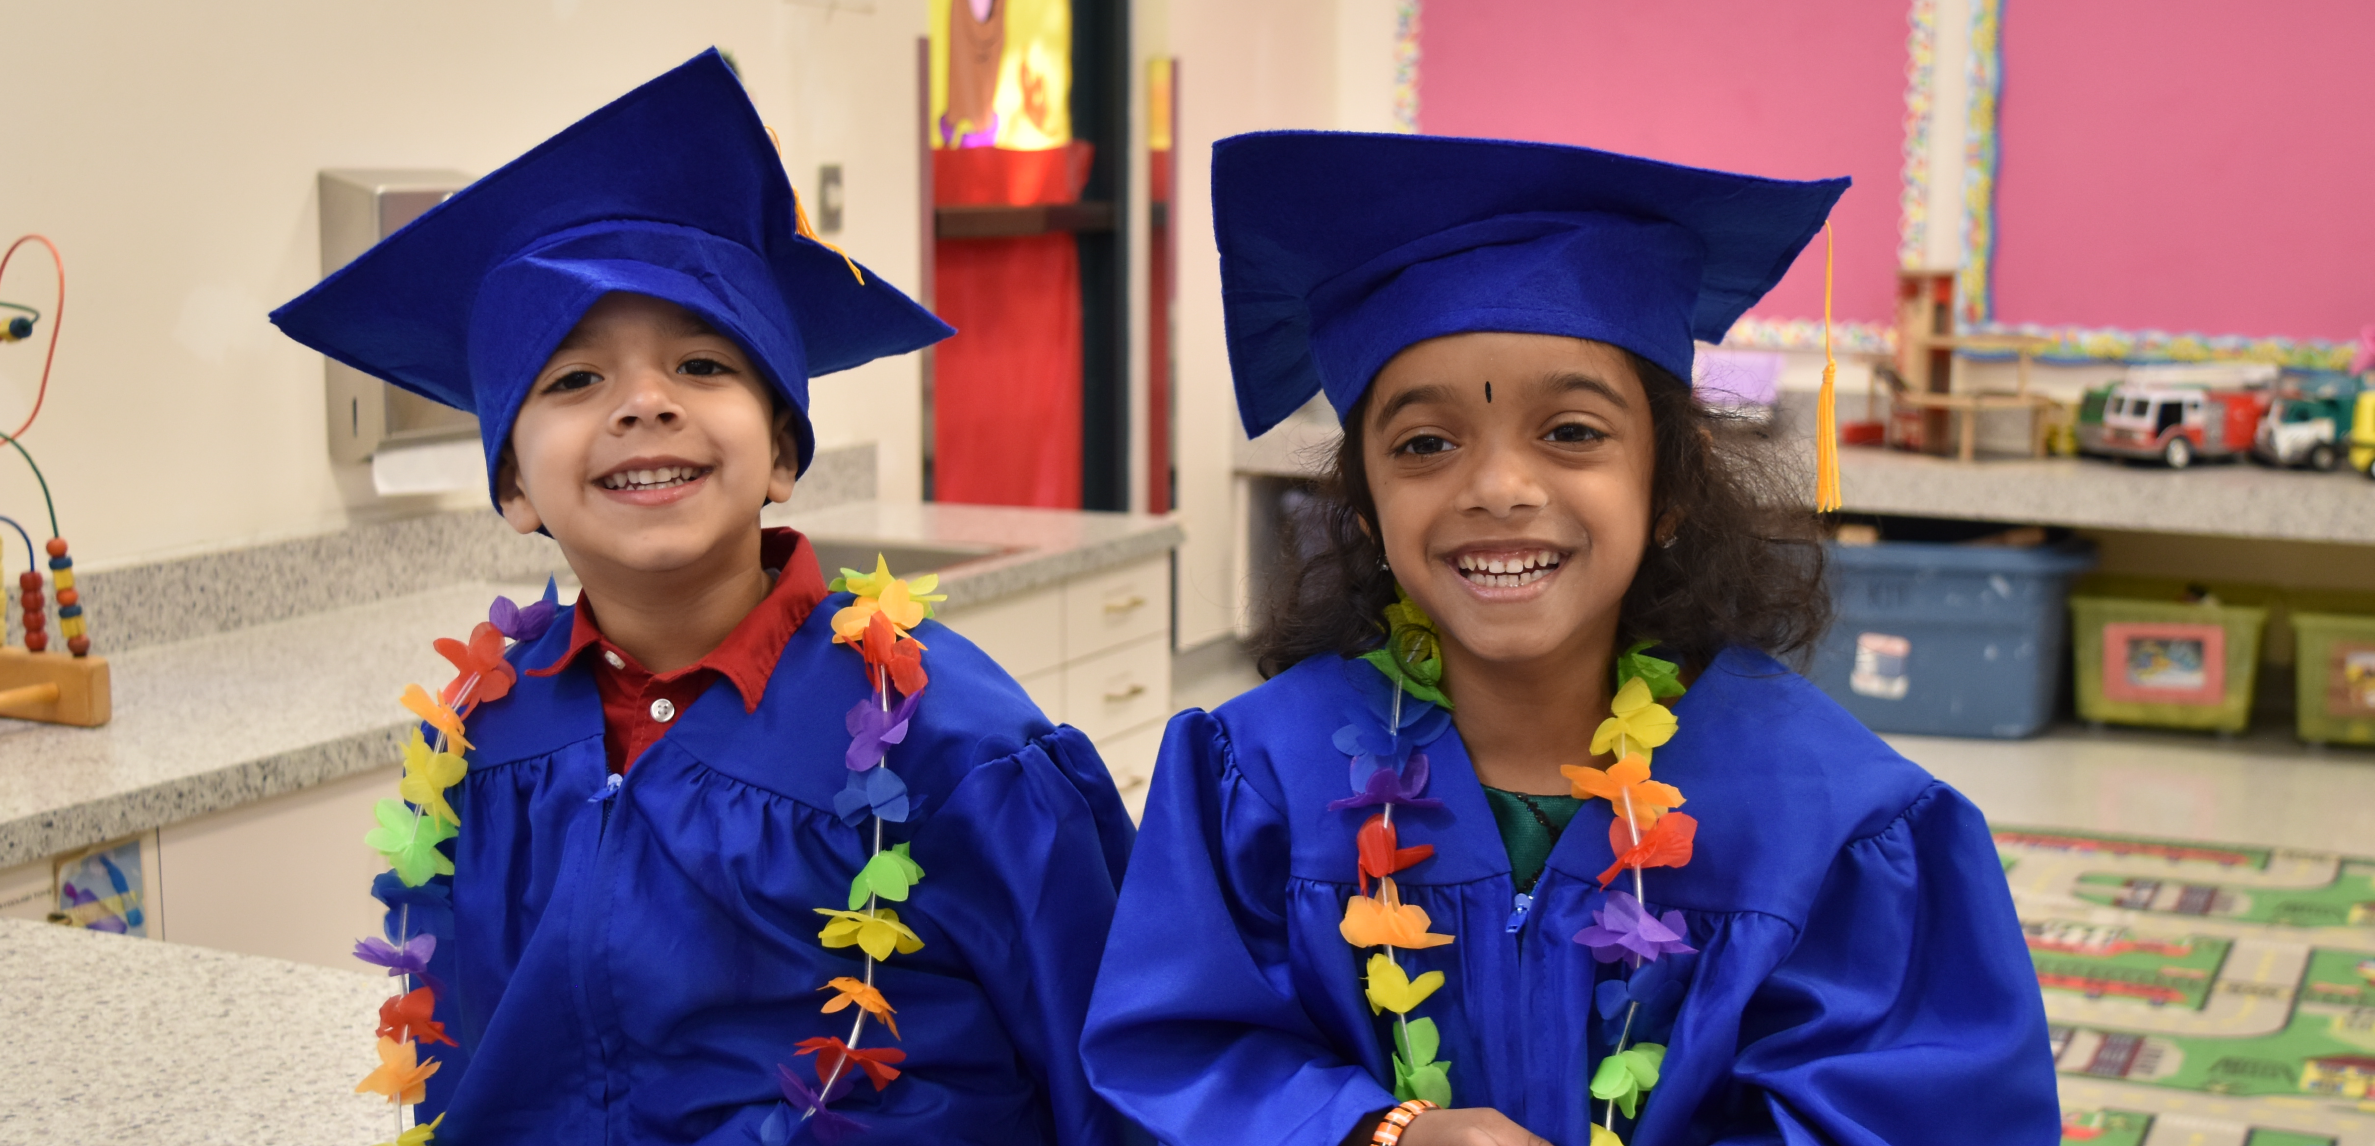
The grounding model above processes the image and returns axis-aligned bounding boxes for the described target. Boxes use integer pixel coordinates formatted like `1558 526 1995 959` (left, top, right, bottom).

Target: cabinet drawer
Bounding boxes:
1063 555 1169 661
1016 665 1065 723
1095 719 1167 824
1062 632 1172 740
934 586 1064 680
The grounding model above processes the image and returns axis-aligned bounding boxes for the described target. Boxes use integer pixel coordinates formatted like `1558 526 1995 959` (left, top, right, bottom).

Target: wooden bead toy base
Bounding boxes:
0 647 109 726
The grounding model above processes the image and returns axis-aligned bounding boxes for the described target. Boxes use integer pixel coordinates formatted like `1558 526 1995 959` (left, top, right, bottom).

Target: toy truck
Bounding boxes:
2253 369 2364 471
2091 383 2271 468
2085 363 2275 469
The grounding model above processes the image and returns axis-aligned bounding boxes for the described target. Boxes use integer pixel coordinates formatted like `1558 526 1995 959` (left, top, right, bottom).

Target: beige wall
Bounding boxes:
1157 0 1400 649
0 0 930 571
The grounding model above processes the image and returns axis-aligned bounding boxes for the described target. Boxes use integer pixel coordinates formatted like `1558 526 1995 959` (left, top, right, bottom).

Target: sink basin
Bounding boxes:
805 538 1009 580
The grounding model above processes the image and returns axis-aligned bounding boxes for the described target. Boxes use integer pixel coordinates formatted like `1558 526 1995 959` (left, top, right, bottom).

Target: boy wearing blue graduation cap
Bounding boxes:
273 52 1136 1146
1081 132 2058 1146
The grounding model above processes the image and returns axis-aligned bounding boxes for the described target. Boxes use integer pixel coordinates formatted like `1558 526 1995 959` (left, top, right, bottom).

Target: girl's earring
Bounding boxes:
1658 530 1680 550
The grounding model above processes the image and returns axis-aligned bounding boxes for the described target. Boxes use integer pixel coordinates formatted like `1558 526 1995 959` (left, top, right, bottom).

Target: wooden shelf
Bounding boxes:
935 201 1116 239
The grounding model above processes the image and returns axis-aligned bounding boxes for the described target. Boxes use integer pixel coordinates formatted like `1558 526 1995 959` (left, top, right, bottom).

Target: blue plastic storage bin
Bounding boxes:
1808 538 2098 738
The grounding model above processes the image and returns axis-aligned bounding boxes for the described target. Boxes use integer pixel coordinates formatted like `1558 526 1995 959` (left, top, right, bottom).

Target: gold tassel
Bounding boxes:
768 125 866 285
1814 221 1842 513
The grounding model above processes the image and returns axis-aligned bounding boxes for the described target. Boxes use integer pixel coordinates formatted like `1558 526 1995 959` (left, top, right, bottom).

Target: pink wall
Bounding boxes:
1420 0 1912 327
1993 0 2375 340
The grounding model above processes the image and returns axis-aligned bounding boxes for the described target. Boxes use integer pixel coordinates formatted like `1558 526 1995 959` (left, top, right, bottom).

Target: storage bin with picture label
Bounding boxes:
2286 592 2375 746
1808 537 2098 738
2069 577 2272 733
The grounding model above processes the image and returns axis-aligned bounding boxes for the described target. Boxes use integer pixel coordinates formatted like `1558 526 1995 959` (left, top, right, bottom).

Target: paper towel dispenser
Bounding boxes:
318 169 477 464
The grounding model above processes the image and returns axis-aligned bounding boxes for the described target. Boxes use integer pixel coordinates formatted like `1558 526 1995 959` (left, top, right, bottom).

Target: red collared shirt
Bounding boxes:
528 528 829 773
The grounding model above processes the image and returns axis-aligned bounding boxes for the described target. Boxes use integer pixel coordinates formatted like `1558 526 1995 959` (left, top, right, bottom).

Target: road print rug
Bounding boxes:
1993 826 2375 1146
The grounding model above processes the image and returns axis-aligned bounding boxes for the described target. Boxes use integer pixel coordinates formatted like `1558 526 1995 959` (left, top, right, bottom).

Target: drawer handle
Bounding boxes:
1103 594 1149 615
1103 682 1148 703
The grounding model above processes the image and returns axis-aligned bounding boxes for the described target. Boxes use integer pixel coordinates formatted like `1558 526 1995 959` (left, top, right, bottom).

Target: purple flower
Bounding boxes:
353 932 448 997
489 577 560 643
759 1063 863 1145
1573 890 1697 966
1326 750 1446 811
845 693 922 771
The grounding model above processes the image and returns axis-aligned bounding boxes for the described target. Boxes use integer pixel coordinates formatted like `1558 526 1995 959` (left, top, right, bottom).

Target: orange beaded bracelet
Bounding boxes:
1370 1099 1440 1146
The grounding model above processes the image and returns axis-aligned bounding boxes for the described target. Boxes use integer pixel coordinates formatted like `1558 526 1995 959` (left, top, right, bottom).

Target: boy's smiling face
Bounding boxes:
498 292 797 576
1363 331 1657 670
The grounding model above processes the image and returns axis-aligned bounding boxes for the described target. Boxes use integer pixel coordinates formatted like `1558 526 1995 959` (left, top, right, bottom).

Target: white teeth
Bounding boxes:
600 465 706 491
1454 550 1561 586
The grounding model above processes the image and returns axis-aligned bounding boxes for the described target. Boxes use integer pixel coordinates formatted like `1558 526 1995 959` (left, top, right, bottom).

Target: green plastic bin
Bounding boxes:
2288 593 2375 746
2070 577 2269 732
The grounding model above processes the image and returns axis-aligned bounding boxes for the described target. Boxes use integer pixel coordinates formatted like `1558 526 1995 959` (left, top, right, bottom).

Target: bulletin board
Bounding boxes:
1983 0 2375 364
1416 0 1918 352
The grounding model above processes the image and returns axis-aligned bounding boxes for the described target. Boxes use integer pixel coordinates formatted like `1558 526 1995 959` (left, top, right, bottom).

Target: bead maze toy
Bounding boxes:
1 234 106 727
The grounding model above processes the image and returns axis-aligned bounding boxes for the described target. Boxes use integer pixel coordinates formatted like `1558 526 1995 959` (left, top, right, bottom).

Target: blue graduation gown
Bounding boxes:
412 597 1138 1145
1081 648 2058 1145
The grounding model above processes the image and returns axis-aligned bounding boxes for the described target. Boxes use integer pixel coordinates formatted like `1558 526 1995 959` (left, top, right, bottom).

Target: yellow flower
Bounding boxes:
398 730 468 827
1589 677 1677 762
830 556 945 642
372 1113 445 1146
1363 952 1444 1015
815 906 926 961
1590 1127 1624 1146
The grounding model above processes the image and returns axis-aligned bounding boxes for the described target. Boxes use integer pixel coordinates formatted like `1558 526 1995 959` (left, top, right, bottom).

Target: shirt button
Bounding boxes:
650 698 676 723
603 650 625 670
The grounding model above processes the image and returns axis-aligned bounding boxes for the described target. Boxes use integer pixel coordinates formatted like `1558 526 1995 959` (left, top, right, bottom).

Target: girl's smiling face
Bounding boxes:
1363 332 1658 669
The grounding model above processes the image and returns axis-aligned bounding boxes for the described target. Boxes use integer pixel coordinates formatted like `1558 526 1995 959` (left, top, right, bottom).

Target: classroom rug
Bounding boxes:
1992 826 2375 1146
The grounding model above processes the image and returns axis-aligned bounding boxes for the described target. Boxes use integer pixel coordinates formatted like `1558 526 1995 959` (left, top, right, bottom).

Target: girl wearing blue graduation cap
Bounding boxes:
271 52 1136 1146
1081 132 2058 1146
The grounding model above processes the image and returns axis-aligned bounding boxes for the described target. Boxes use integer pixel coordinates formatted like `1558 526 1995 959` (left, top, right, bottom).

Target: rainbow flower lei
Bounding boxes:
352 561 945 1146
351 580 555 1145
760 556 945 1146
1338 594 1699 1146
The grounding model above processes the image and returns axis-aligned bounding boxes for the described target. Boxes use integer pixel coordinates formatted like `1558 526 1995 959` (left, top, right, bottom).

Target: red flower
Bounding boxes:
374 986 455 1047
855 610 928 696
1356 813 1434 894
1597 812 1697 887
436 621 516 710
794 1035 908 1091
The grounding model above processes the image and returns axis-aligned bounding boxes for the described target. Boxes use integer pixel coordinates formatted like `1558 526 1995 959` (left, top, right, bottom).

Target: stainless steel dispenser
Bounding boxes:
318 169 476 464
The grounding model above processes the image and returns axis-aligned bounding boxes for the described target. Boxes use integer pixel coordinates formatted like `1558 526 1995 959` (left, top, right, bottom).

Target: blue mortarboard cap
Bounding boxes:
269 49 952 502
1213 131 1849 437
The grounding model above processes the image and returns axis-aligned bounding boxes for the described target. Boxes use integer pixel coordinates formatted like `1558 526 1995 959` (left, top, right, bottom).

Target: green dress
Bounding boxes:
1480 787 1584 894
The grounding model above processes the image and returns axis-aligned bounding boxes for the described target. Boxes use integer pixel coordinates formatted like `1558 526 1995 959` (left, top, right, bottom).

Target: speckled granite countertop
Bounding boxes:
0 918 394 1145
0 503 1180 867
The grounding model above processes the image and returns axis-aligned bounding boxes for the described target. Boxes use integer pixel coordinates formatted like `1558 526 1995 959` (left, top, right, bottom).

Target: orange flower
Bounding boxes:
354 1037 440 1104
831 557 944 642
435 622 515 710
794 1035 908 1091
820 975 901 1039
1340 878 1454 950
853 611 929 695
1563 755 1682 831
1596 811 1698 888
400 684 472 755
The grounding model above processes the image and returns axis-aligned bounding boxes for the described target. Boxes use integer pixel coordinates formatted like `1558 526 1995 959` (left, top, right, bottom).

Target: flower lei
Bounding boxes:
349 560 944 1146
759 556 945 1146
1336 591 1700 1146
351 579 557 1145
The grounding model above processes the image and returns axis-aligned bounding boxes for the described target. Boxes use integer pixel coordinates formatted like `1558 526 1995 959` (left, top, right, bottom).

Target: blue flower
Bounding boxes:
834 766 915 826
1596 952 1695 1047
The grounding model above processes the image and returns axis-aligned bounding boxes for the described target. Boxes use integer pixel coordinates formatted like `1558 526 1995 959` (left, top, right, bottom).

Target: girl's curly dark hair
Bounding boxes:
1248 351 1830 679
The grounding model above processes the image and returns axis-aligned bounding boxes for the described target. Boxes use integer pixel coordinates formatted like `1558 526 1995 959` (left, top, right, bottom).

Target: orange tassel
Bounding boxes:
1815 221 1842 513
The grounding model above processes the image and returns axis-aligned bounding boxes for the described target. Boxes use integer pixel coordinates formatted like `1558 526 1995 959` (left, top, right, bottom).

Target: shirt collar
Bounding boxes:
525 528 829 712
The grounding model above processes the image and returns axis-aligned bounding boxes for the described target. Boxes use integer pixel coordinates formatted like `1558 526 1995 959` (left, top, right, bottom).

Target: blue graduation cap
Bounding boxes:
270 49 951 503
1212 130 1849 439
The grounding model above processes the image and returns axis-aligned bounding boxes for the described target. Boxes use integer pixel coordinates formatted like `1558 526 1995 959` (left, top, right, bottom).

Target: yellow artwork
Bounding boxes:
928 0 1071 150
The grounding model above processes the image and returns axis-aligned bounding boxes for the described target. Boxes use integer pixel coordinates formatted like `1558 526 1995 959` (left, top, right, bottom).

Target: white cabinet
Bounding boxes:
155 766 394 971
936 554 1173 816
